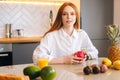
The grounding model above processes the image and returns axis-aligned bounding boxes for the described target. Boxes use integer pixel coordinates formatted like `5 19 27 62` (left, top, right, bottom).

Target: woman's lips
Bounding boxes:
66 21 72 23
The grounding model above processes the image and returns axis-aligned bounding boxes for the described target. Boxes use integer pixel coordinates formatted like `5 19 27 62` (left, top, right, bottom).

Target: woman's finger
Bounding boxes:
71 59 81 64
73 56 83 61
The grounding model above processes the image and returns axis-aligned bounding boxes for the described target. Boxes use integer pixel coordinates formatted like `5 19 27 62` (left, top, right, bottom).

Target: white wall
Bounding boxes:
0 2 61 38
0 0 80 38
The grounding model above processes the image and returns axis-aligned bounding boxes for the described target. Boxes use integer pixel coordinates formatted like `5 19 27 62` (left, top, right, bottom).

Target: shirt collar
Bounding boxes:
59 28 78 39
72 29 78 38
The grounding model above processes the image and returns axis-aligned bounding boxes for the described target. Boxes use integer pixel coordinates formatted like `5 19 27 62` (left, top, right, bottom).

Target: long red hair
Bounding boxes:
44 2 80 36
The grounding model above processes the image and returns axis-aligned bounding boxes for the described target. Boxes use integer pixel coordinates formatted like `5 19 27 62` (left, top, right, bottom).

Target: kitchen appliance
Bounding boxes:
0 44 12 66
5 24 12 38
16 29 24 37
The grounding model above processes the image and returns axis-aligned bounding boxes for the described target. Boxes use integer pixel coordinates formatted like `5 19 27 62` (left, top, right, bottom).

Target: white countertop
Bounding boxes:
0 58 120 80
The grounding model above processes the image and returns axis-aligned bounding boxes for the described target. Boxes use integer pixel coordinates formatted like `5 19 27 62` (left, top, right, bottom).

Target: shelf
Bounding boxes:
0 37 42 43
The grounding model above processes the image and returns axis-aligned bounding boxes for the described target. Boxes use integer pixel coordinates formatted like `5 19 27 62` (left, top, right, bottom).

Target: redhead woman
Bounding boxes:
33 2 98 65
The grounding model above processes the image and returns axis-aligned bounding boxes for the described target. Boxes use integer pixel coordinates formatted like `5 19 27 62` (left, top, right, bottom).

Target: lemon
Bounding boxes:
113 60 120 70
40 66 56 80
23 65 41 79
102 58 112 67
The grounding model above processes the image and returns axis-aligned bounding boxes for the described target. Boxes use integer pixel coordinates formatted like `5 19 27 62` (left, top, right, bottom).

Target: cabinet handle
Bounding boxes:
0 48 4 52
0 54 8 57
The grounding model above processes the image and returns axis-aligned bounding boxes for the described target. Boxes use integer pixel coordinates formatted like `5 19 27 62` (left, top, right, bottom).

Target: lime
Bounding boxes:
40 66 56 80
23 65 41 79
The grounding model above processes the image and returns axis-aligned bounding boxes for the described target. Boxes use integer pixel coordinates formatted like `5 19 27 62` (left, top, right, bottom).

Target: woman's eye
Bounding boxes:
62 13 67 16
71 12 75 15
62 12 75 16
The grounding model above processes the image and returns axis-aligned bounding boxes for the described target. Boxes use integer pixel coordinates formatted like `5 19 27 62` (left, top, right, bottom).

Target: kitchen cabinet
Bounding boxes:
0 37 41 66
12 42 39 65
0 44 12 66
81 0 113 57
114 0 120 25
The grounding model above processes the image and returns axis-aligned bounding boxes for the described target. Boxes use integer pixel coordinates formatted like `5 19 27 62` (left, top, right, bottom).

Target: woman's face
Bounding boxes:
62 6 76 28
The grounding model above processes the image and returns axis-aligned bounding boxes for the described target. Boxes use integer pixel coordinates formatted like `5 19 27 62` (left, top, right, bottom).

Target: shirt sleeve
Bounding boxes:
81 31 98 59
32 34 55 65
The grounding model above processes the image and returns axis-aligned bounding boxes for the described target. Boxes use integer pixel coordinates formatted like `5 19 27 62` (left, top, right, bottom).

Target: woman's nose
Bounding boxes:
67 14 71 18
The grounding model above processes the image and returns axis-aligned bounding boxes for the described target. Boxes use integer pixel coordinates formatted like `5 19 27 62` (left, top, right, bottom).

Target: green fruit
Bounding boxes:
23 65 41 79
40 66 56 80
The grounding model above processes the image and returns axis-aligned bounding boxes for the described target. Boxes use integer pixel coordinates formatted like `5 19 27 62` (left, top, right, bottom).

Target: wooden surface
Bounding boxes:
0 58 120 80
0 37 42 43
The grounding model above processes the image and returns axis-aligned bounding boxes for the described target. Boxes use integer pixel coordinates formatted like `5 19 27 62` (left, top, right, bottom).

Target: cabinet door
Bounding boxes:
81 0 113 57
92 40 109 57
81 0 113 39
12 43 39 65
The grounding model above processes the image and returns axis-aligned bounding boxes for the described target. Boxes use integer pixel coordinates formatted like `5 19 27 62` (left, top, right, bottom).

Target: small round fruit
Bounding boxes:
100 64 108 73
40 66 56 80
91 64 98 68
23 65 41 79
92 66 100 74
113 60 120 70
102 58 112 67
83 66 92 75
74 51 85 58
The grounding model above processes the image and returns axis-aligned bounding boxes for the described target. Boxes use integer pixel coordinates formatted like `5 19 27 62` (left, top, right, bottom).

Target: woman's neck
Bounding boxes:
63 26 74 36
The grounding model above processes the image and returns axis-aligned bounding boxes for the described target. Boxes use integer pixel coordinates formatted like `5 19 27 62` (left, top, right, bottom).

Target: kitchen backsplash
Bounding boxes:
0 2 62 38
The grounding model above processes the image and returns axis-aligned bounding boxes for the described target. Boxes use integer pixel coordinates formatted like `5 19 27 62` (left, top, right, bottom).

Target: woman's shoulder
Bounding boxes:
75 29 89 39
40 31 57 42
77 29 87 34
43 30 58 39
45 30 58 36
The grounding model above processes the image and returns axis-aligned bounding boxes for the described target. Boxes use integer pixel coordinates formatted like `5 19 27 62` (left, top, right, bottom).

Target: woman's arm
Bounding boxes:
49 54 85 64
81 31 98 60
33 34 54 65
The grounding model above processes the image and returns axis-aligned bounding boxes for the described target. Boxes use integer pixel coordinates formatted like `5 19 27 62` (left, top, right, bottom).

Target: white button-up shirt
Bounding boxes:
33 28 98 64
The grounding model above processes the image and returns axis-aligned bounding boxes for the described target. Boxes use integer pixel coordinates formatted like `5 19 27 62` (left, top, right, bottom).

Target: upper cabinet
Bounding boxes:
114 0 120 26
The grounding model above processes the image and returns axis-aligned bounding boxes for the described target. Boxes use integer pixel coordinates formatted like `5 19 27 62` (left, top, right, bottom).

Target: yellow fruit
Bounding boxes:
102 58 112 67
113 60 120 70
